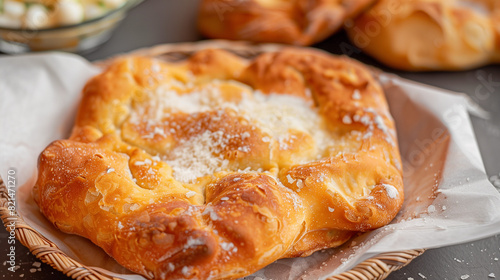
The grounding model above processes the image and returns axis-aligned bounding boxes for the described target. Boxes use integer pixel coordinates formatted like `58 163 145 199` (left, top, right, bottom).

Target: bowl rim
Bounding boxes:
0 0 143 33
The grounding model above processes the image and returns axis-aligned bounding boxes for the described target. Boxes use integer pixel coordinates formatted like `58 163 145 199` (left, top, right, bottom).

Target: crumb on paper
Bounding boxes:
32 262 41 268
29 268 36 273
461 275 470 280
490 173 500 190
418 272 426 279
488 273 495 278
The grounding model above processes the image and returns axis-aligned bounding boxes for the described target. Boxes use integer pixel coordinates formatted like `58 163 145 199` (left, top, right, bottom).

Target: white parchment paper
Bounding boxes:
1 53 499 280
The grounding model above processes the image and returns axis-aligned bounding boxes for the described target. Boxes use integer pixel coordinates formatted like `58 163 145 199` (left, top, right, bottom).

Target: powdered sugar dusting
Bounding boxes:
131 82 333 183
382 184 398 199
186 236 203 246
185 191 197 198
342 115 352 124
165 130 230 183
203 206 220 221
352 89 361 100
220 242 237 252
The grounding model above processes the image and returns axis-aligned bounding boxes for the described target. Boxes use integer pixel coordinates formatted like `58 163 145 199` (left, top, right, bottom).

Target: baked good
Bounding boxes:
198 0 376 46
33 47 404 279
346 0 500 71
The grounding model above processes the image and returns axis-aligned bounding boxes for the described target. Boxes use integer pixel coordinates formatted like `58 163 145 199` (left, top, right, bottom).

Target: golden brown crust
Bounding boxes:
198 0 376 46
33 48 403 279
346 0 500 71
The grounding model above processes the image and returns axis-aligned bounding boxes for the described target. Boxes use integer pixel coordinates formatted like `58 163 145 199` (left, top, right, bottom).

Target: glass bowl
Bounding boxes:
0 0 143 54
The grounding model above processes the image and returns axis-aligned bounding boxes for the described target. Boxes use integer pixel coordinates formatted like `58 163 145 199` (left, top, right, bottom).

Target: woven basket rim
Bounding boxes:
0 40 425 280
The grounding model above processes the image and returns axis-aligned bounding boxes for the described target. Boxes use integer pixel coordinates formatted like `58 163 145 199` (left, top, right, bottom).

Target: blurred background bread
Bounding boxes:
198 0 376 46
345 0 500 71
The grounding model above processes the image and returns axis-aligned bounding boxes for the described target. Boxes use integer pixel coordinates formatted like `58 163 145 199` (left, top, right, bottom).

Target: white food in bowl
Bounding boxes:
4 0 25 17
84 3 104 19
0 0 127 29
55 0 84 25
24 4 51 29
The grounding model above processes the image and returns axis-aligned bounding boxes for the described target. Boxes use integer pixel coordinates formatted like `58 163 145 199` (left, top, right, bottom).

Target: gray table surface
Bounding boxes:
1 0 499 279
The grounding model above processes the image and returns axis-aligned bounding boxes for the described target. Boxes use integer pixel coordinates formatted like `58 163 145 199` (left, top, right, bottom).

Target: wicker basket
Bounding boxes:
0 40 425 280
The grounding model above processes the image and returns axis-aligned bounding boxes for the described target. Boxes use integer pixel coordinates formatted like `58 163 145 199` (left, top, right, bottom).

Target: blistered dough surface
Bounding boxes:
33 48 404 280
